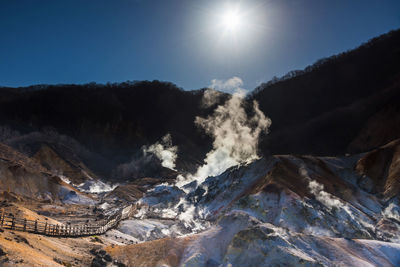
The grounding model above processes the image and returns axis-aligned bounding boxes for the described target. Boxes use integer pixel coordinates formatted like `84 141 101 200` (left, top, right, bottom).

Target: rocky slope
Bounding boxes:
0 29 399 267
0 142 94 204
0 138 399 266
106 139 400 266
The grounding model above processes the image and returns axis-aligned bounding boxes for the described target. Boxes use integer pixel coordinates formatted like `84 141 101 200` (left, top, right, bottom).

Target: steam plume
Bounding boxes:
144 134 178 170
202 76 245 108
307 180 342 210
209 76 244 94
180 82 271 185
201 89 223 108
299 166 343 210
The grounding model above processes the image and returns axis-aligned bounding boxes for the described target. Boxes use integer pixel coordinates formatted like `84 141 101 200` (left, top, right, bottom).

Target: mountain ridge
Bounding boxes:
0 29 399 182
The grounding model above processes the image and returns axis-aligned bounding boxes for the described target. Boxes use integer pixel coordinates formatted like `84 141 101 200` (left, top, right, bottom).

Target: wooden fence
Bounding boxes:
0 204 136 237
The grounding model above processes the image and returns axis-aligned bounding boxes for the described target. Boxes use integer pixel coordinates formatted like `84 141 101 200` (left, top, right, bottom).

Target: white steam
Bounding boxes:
307 180 343 210
202 89 223 108
202 76 245 108
300 166 343 210
144 134 178 170
180 81 271 186
209 76 245 94
138 78 271 236
300 166 374 231
78 179 118 194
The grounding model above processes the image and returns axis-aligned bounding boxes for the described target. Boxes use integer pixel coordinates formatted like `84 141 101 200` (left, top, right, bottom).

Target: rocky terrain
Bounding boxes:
107 139 400 266
0 136 399 266
0 29 399 266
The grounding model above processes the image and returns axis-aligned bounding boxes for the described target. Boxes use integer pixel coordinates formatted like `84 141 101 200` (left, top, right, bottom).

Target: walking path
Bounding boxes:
0 204 136 237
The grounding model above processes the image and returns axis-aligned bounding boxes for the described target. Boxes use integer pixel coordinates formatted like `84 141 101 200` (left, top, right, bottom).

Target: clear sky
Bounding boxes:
0 0 399 91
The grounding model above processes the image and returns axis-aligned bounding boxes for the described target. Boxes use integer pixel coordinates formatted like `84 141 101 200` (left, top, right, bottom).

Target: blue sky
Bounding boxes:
0 0 399 91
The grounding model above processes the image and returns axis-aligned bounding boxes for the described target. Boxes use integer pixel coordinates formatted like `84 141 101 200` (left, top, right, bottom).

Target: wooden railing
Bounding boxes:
0 204 136 237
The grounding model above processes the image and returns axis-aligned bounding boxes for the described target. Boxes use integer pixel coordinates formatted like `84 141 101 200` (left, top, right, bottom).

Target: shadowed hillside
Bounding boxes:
0 82 229 179
250 29 400 156
0 30 399 181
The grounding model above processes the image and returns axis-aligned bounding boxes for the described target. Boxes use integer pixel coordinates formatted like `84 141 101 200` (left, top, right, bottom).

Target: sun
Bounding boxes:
206 2 264 49
221 9 242 31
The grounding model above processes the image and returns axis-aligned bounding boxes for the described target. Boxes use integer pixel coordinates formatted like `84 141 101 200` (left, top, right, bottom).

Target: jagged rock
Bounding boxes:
0 247 6 257
90 249 113 267
140 185 185 208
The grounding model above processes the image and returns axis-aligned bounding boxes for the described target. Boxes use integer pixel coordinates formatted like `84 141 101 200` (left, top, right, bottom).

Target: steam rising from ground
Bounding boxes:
150 79 272 230
209 76 244 94
140 78 271 233
300 166 343 210
300 165 375 231
144 134 178 170
201 89 223 108
179 80 271 186
307 180 342 210
202 76 245 107
78 179 118 193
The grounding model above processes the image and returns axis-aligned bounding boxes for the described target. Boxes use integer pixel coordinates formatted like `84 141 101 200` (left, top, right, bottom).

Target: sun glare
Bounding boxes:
221 10 242 31
205 2 265 50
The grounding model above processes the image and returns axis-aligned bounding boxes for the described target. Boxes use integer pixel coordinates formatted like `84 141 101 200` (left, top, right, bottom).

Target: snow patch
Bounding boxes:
58 175 71 184
382 202 400 222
